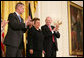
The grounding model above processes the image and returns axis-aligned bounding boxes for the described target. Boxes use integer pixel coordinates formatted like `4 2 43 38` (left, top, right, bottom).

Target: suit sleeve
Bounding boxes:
28 28 33 49
52 26 60 38
41 26 52 37
8 13 25 30
54 31 60 38
22 26 29 33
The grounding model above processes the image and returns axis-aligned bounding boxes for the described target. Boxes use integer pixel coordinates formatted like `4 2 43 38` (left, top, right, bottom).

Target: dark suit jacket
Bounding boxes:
4 12 27 48
41 25 60 51
27 26 44 51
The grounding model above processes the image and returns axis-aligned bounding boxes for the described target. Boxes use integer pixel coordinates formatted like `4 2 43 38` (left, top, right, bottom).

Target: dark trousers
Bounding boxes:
45 43 57 57
26 50 42 57
33 50 42 57
6 45 22 57
26 52 33 57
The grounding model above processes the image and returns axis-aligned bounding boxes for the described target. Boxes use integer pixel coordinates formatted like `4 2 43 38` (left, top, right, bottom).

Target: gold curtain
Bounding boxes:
1 1 38 56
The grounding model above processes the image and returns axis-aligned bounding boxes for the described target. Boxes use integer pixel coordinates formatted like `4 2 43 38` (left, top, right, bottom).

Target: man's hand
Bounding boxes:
29 49 33 54
1 20 9 28
55 24 59 31
42 50 45 54
52 24 59 31
53 20 62 31
25 16 32 26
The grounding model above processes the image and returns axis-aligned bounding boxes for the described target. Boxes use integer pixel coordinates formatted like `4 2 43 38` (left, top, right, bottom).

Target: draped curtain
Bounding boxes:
1 1 38 55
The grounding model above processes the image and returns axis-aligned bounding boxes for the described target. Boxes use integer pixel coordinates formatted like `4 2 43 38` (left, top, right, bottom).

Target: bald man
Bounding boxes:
41 17 60 57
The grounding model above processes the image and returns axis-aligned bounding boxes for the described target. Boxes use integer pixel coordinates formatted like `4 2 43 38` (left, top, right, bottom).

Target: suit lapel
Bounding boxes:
20 17 24 23
51 26 54 30
13 12 23 23
45 25 51 32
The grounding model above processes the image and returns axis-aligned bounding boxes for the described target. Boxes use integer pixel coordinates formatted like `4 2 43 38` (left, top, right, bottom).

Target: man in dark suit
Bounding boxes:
3 2 31 57
26 19 35 57
27 18 44 57
41 17 60 57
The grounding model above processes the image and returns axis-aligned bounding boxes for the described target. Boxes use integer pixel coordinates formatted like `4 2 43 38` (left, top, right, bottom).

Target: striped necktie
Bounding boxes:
49 26 55 43
18 15 21 22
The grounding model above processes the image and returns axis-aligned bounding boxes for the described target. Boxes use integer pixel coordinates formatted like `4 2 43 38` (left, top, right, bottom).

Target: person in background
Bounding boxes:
1 19 9 32
41 17 60 57
1 19 9 57
27 18 44 57
26 18 35 57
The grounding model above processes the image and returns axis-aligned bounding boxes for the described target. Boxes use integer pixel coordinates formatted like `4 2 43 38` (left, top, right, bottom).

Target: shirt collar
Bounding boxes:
46 24 51 27
15 12 20 16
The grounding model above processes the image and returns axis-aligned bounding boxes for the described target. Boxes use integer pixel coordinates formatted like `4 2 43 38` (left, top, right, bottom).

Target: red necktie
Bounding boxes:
49 26 55 43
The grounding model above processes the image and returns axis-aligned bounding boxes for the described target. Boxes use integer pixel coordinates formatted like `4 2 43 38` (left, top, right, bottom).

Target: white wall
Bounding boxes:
35 1 83 57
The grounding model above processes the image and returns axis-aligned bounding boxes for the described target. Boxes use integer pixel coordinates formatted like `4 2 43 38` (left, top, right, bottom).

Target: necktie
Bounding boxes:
18 15 21 22
49 26 55 43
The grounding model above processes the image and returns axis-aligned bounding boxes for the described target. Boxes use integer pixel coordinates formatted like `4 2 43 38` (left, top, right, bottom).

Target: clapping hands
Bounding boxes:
1 20 9 28
25 16 32 26
53 24 59 31
53 20 62 31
